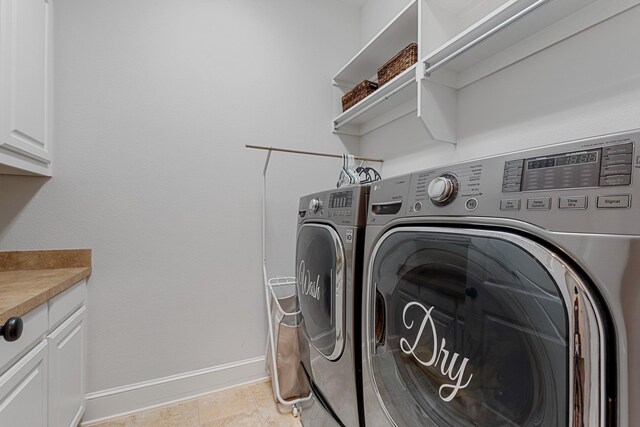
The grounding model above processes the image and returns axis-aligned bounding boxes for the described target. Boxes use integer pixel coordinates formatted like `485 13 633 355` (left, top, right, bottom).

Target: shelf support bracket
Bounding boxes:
423 62 431 78
417 79 457 145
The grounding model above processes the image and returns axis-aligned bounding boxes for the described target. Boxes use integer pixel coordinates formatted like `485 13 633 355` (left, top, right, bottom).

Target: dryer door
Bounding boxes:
365 227 605 426
296 224 345 361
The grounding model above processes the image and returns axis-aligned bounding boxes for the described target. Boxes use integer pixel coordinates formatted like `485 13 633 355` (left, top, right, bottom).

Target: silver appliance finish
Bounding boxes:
362 129 640 426
297 185 369 427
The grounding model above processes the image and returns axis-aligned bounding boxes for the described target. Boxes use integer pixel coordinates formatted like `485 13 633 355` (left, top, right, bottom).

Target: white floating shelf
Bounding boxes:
333 65 417 136
415 0 640 144
333 0 417 86
422 0 601 89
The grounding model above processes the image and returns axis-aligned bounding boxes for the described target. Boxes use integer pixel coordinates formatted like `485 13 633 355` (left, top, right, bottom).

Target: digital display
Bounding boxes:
526 151 598 170
556 152 598 166
528 158 556 169
520 149 602 192
329 191 353 208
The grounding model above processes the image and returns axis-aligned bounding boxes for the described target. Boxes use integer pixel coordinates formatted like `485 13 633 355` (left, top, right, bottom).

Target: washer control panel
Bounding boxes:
299 186 369 226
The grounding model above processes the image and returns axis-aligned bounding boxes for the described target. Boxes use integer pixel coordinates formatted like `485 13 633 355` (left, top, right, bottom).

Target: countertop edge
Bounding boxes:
0 249 92 272
0 267 91 324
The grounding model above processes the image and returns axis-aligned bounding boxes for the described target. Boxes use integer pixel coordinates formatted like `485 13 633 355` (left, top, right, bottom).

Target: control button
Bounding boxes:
502 176 522 184
527 197 551 210
503 168 523 177
500 199 521 211
599 175 631 186
559 196 587 209
465 198 478 211
597 195 631 209
502 184 521 193
505 160 524 168
601 153 633 166
414 201 422 212
603 143 634 156
601 164 632 176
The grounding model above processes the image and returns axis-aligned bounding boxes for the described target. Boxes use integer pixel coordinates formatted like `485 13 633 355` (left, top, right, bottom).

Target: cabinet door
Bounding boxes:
48 306 86 427
0 340 48 427
0 0 53 175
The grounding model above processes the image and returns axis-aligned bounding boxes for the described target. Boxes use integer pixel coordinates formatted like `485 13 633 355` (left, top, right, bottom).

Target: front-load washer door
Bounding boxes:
296 224 345 361
365 227 605 426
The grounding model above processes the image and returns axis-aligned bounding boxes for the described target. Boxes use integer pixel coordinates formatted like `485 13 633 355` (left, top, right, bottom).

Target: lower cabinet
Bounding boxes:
0 340 48 426
48 306 86 427
0 279 87 426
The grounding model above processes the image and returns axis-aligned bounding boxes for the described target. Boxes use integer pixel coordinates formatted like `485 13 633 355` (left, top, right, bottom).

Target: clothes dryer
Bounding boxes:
296 185 369 427
361 130 639 426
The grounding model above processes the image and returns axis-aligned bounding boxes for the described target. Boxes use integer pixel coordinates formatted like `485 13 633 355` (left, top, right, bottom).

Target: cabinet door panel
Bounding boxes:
48 306 86 427
0 340 48 427
0 0 52 175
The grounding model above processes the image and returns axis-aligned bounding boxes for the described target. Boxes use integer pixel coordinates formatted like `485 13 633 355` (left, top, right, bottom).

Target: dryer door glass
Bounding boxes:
296 224 345 360
368 228 574 426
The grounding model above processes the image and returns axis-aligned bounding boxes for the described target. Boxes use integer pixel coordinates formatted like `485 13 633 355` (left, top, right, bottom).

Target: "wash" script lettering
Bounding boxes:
399 301 473 402
297 260 321 300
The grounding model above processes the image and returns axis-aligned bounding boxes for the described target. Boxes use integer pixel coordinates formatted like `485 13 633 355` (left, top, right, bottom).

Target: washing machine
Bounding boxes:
296 185 369 427
361 130 640 426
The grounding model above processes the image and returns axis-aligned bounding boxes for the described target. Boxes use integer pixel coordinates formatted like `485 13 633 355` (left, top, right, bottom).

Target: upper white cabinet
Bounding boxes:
333 0 640 143
0 0 53 176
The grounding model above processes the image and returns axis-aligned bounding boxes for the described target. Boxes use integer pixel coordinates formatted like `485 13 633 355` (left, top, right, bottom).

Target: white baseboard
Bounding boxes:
81 355 267 425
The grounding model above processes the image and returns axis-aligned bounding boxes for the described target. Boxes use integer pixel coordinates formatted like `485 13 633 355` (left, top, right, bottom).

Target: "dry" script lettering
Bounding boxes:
400 301 473 402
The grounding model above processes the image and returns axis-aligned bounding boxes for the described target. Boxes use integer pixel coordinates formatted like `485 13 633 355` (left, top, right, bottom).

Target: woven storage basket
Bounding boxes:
341 80 379 112
377 43 418 87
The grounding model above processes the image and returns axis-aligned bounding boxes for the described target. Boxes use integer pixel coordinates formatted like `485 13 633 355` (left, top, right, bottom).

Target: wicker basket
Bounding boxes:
377 43 418 87
341 80 379 112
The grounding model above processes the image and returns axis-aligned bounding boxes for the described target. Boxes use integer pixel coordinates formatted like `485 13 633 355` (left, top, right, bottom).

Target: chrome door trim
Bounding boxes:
364 226 606 426
297 223 346 361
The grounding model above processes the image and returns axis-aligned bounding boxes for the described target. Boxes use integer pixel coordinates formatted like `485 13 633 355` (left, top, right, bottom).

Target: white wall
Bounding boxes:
360 0 410 43
0 0 360 421
360 3 640 177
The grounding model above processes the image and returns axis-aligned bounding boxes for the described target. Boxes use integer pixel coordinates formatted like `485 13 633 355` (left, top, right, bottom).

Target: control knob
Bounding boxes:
427 174 458 206
308 198 322 213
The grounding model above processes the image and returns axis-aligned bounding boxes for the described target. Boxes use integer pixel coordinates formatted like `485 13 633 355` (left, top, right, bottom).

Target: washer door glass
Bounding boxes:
296 224 345 360
369 229 571 426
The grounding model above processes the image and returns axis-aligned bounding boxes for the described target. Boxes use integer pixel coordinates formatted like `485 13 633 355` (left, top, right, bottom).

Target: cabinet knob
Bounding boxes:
1 317 23 342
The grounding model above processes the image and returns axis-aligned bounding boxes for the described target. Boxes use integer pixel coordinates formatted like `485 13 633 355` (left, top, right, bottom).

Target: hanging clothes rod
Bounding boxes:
245 144 383 163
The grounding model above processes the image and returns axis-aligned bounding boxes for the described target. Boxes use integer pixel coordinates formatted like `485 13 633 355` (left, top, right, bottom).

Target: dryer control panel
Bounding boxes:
502 143 633 193
369 129 640 235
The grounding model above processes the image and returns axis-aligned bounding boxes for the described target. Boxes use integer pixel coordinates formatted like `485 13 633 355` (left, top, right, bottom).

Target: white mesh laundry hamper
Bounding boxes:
265 277 302 401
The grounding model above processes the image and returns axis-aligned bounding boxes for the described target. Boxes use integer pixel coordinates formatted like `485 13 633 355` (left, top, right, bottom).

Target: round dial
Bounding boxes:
308 198 322 213
427 174 458 205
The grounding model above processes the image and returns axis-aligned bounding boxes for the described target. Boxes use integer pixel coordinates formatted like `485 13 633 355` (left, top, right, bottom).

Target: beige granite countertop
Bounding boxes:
0 250 91 324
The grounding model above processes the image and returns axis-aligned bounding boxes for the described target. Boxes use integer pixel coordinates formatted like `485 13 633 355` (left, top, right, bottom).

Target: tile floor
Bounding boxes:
89 379 302 427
